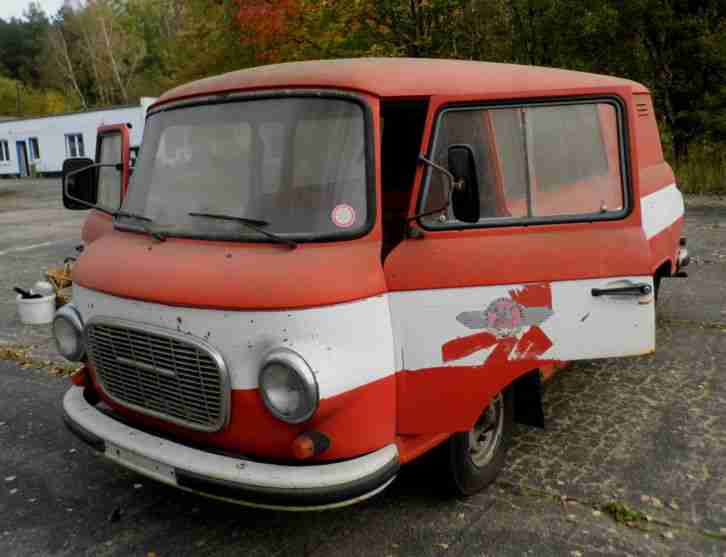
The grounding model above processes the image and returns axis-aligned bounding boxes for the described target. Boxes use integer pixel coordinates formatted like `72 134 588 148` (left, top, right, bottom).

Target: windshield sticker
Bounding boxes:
331 204 356 228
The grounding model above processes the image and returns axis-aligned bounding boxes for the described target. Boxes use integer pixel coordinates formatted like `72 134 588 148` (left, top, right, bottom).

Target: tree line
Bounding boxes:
1 0 724 175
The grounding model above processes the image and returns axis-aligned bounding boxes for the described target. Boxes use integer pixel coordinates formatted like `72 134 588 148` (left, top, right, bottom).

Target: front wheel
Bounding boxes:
441 388 514 496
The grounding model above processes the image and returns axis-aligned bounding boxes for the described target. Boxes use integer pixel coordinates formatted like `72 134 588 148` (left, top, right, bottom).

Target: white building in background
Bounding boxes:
0 97 156 178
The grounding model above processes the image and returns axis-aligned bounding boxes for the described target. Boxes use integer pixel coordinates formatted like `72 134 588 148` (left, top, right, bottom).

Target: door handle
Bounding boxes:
591 283 652 297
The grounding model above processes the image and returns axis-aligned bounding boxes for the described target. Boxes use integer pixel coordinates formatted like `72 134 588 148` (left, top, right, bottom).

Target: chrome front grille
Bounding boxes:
85 319 229 432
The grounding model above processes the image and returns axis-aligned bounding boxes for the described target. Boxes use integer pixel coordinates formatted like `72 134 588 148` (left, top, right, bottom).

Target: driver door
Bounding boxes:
81 124 131 244
384 95 655 434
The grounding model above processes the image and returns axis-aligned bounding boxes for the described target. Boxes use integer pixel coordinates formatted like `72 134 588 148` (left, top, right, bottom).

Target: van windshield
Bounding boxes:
119 97 370 241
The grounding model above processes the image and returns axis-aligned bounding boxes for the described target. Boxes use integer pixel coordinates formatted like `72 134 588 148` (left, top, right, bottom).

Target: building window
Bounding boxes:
65 134 85 158
28 137 40 160
0 140 10 162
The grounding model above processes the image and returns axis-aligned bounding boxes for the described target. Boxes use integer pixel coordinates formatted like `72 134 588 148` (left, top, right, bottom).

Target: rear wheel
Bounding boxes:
441 388 514 496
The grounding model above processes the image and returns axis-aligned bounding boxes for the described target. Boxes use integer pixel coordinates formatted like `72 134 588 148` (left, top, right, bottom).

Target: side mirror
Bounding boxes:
62 158 97 210
448 144 480 223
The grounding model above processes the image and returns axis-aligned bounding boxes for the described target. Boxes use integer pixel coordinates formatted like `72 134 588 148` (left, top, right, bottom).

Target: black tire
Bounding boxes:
441 387 514 496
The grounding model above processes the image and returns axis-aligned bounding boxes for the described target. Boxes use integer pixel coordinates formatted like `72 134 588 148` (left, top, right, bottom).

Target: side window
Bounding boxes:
0 140 9 162
421 101 625 226
424 110 500 219
66 133 85 158
96 133 123 210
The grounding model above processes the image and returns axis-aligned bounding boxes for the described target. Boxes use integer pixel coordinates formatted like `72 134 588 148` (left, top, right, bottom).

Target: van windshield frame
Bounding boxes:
116 91 376 243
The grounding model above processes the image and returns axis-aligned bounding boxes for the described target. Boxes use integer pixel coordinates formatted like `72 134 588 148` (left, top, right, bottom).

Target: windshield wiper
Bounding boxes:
114 210 167 242
188 212 297 250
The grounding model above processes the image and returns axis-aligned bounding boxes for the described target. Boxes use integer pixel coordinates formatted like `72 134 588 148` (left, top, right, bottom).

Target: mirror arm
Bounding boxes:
417 155 464 191
407 155 461 223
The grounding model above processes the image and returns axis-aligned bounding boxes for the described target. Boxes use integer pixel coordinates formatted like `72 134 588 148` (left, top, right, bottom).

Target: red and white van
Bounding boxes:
55 59 688 510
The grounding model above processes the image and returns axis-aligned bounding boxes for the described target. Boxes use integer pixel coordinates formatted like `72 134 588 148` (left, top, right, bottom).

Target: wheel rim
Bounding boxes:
468 393 504 468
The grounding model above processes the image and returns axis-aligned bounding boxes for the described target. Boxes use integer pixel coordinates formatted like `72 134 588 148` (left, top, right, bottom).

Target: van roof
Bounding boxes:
156 58 648 107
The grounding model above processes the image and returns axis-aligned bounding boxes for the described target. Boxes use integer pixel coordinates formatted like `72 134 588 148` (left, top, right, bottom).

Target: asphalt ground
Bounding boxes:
1 180 725 556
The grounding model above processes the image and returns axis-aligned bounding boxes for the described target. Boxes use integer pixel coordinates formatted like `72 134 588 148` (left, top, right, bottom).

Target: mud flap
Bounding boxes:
512 370 544 428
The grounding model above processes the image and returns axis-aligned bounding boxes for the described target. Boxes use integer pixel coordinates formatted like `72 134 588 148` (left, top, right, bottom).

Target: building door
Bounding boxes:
16 141 29 177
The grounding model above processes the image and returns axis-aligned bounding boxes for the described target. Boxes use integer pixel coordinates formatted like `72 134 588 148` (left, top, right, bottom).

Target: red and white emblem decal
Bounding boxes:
331 204 356 228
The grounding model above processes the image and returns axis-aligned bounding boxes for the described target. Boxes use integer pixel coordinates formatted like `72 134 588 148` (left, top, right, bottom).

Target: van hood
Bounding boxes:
74 230 386 310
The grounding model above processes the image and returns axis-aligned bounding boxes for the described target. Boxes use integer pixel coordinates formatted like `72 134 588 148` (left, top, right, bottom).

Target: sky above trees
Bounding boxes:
0 0 63 21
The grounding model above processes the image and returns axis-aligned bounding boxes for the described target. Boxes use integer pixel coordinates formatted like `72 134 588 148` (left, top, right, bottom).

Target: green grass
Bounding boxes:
602 501 650 526
669 142 726 196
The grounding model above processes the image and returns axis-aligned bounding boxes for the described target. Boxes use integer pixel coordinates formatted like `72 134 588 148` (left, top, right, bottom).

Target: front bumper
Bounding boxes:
62 386 399 511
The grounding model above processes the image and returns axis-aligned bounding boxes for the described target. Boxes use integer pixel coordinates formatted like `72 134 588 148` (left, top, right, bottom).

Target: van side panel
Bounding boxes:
633 93 683 274
633 93 664 173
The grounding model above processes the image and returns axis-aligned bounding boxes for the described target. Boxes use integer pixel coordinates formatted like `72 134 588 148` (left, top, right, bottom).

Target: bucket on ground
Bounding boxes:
16 293 56 325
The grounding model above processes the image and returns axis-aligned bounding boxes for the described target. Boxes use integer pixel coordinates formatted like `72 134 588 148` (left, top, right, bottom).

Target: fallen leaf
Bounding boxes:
662 531 674 540
9 488 18 495
4 476 16 482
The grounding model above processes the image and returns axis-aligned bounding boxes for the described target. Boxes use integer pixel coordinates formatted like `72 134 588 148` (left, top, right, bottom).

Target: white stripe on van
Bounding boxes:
640 183 684 239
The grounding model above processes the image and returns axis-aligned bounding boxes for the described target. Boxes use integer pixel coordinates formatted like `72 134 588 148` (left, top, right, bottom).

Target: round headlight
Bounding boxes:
52 304 84 362
259 349 318 424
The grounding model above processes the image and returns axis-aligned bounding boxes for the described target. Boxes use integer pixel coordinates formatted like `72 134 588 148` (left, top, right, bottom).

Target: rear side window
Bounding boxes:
421 101 626 227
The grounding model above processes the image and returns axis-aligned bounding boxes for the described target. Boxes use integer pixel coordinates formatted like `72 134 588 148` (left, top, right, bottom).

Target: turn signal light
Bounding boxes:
292 431 331 460
70 367 90 387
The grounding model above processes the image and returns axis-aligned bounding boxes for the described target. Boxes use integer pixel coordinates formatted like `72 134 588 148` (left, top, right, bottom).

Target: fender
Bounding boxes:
81 210 113 245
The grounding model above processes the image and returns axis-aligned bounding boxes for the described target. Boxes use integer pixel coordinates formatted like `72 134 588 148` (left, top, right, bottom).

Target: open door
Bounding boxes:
80 124 131 244
95 124 131 206
384 97 655 435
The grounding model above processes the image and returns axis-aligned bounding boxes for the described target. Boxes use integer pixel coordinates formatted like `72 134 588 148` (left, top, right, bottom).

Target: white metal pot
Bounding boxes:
16 293 56 325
